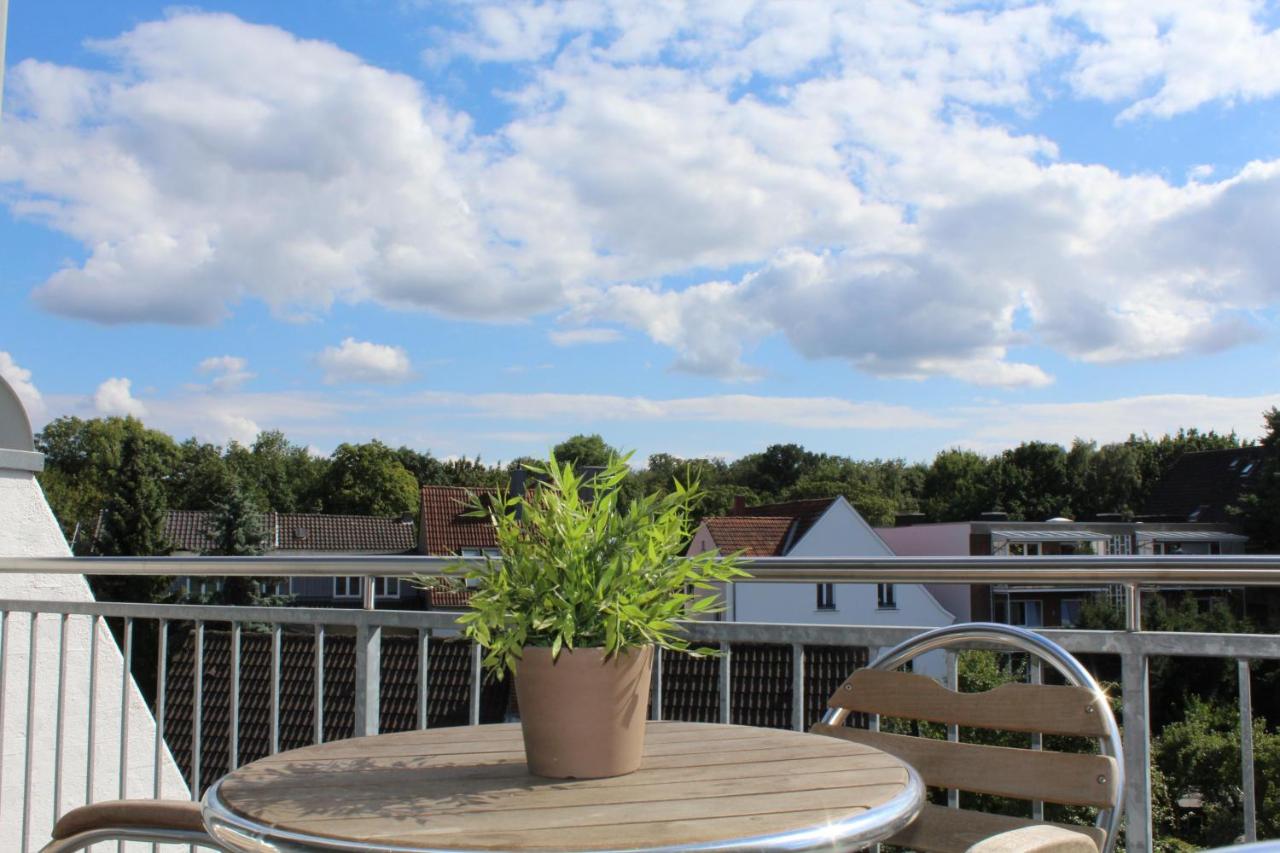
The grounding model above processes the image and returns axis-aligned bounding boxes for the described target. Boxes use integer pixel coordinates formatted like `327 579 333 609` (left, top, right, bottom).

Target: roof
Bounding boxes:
699 497 838 557
166 509 221 552
161 511 416 554
732 498 836 545
701 516 796 557
1134 530 1248 541
163 628 512 793
274 513 415 552
1141 446 1264 523
419 486 499 555
991 529 1113 542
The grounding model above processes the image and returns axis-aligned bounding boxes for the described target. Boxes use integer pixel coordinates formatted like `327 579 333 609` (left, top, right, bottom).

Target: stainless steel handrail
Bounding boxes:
7 553 1280 585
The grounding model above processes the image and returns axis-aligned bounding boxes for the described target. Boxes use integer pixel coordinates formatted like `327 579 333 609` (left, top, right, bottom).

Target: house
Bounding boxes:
158 510 419 607
1140 446 1264 525
877 514 1248 628
690 497 956 676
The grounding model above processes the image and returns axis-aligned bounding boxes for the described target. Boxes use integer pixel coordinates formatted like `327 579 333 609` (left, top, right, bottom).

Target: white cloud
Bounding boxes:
317 338 413 385
958 392 1279 452
93 377 147 417
0 351 46 420
5 5 1280 391
548 327 623 347
1064 0 1280 120
197 355 255 391
415 389 948 430
0 13 557 326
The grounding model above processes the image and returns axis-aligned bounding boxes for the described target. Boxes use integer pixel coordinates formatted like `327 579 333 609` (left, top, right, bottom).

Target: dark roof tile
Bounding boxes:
1141 447 1264 523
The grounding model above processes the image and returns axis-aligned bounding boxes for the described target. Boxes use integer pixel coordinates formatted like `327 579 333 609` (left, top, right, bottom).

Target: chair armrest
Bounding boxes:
964 825 1100 853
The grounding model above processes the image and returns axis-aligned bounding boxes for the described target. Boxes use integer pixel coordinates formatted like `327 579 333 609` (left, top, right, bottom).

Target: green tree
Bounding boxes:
94 429 174 601
1153 699 1280 848
998 441 1074 521
922 449 997 521
551 434 618 469
320 441 419 517
36 415 177 546
169 438 236 511
200 481 289 607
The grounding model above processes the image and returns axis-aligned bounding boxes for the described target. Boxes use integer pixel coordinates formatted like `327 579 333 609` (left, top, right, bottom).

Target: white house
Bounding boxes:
0 374 188 851
689 497 956 676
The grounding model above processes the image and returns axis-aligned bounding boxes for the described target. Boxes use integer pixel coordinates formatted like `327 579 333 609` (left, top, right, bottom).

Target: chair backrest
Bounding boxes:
811 623 1124 853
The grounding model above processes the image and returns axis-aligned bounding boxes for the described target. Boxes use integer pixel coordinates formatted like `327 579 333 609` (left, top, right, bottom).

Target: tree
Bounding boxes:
169 438 236 511
94 429 174 601
36 415 177 546
201 480 288 607
551 434 618 469
320 441 419 517
998 441 1074 521
922 449 997 522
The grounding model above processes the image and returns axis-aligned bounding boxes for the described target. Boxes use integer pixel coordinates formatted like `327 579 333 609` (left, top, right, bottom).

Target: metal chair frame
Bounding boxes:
820 622 1125 853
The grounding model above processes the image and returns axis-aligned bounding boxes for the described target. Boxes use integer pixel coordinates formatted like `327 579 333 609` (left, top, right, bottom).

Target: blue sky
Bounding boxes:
2 1 1280 465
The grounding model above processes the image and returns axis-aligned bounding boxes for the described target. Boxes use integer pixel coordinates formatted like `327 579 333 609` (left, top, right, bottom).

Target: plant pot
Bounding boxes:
515 645 654 779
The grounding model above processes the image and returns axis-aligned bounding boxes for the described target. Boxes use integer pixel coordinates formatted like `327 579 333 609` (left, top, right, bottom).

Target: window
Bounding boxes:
877 583 897 609
816 583 835 610
1109 535 1131 555
1209 541 1222 555
335 577 400 599
1009 600 1043 627
258 579 289 597
1061 598 1083 627
1008 542 1041 556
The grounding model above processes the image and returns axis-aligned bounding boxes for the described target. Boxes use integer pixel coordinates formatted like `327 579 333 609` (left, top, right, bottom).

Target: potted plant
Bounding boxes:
441 453 746 779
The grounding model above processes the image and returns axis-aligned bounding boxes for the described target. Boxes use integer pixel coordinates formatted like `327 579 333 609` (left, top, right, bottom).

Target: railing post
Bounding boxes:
468 641 482 726
1239 659 1257 843
650 648 664 722
1121 639 1153 853
790 644 805 732
354 620 381 737
1124 583 1142 631
719 642 732 724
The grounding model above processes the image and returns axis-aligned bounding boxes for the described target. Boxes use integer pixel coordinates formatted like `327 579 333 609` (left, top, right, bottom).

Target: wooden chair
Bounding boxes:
39 799 223 852
811 623 1124 853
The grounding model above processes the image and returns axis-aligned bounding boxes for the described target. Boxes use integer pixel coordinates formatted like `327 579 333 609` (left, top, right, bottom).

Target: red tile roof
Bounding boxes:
419 486 499 555
700 497 839 556
702 516 796 557
161 511 415 554
732 498 836 544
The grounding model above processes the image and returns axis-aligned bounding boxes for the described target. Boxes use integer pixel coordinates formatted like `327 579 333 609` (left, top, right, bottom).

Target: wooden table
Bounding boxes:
202 721 923 853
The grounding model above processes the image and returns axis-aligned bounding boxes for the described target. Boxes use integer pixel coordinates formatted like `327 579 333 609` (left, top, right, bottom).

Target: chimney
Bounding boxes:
979 510 1009 522
731 495 748 514
894 512 926 527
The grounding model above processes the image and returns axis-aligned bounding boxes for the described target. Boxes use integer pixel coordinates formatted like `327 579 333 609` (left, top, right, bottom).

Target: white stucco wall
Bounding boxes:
727 500 956 677
1 469 190 851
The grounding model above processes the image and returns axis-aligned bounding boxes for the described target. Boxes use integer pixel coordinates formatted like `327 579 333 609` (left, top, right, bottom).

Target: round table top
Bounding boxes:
203 721 923 853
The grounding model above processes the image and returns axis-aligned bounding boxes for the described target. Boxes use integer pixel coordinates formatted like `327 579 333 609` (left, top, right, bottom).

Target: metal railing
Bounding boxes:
3 554 1280 852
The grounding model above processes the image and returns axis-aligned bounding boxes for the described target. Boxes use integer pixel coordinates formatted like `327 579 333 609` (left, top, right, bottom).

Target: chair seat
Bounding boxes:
889 803 1105 853
51 799 206 840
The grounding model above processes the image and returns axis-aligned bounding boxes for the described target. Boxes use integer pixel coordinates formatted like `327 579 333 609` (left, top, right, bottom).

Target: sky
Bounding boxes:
2 0 1280 466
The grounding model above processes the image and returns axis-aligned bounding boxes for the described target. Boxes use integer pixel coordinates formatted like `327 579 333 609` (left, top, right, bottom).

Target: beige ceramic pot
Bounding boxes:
514 645 654 779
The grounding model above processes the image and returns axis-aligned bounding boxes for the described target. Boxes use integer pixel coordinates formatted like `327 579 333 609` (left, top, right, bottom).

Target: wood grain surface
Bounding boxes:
213 721 916 851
